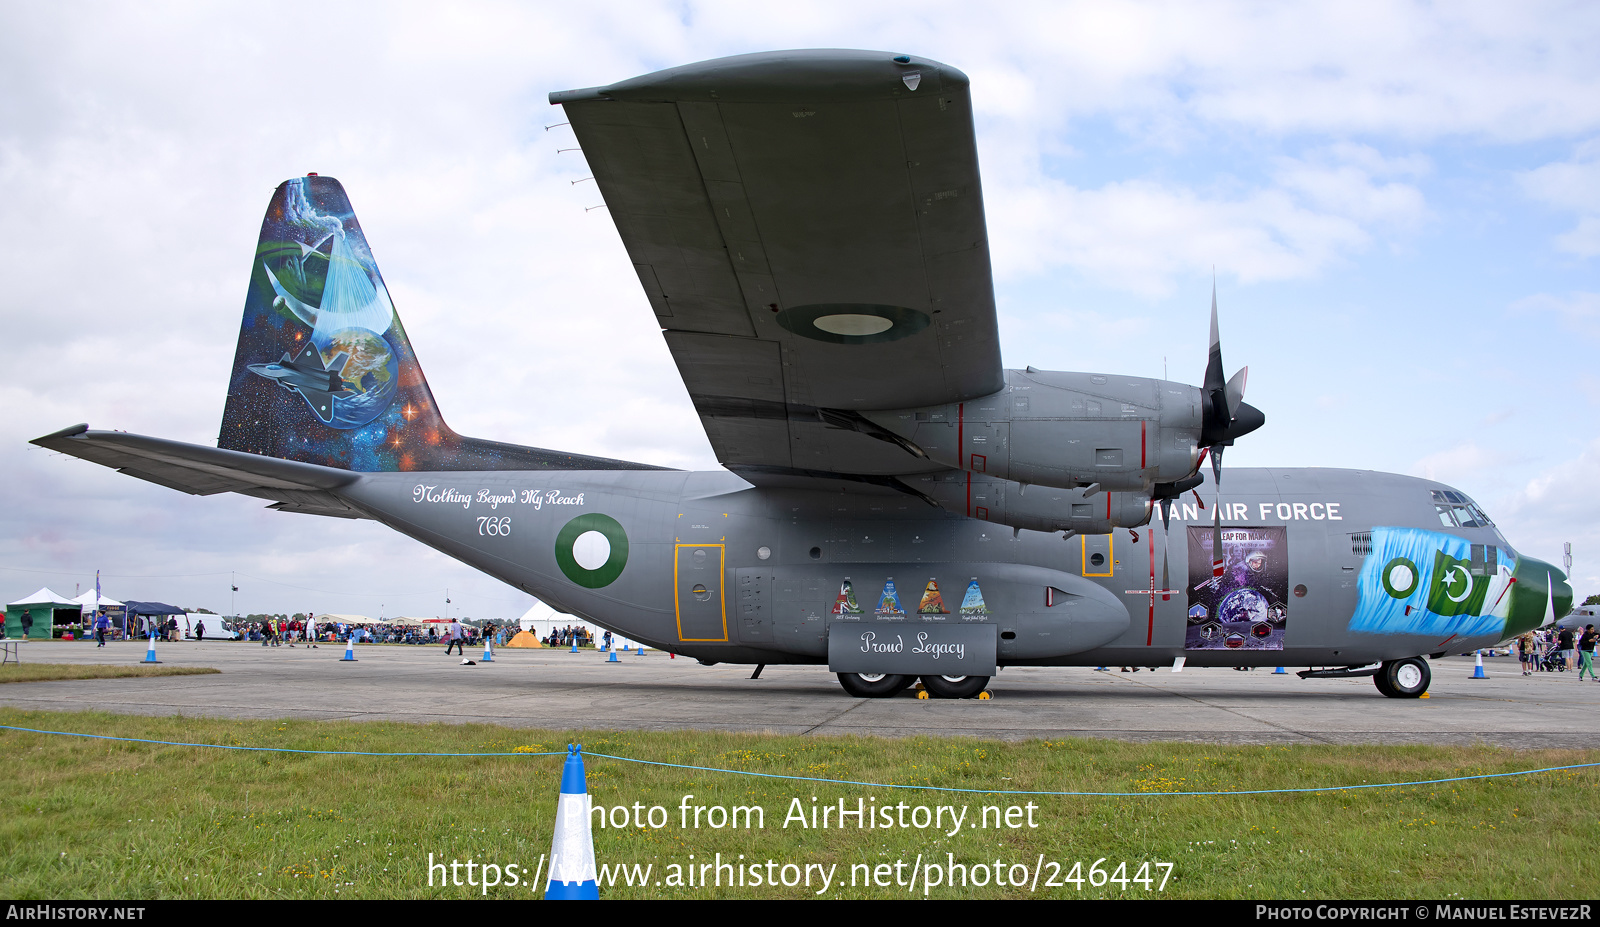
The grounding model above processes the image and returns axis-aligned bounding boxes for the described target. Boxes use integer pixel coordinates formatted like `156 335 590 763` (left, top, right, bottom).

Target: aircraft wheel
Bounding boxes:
920 674 990 699
837 672 913 698
1373 669 1396 698
1376 658 1430 698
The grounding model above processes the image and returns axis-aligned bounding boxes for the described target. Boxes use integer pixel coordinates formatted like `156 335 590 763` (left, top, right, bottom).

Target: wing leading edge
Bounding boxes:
554 50 1002 479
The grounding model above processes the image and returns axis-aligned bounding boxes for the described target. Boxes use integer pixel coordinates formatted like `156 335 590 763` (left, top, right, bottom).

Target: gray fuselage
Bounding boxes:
334 465 1539 671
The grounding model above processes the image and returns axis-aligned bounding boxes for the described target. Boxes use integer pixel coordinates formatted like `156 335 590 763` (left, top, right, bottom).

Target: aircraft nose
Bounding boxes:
1548 562 1574 624
1505 556 1573 635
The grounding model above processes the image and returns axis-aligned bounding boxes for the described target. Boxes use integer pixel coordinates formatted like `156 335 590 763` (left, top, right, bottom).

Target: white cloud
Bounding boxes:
986 147 1427 295
1512 291 1600 338
1518 140 1600 257
1495 439 1600 592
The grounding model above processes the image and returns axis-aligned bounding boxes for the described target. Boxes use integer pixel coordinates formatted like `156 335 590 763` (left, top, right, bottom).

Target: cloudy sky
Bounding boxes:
3 1 1598 619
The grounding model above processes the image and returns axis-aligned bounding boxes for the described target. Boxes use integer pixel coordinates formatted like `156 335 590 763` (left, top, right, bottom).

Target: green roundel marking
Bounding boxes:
1381 557 1419 599
554 514 629 589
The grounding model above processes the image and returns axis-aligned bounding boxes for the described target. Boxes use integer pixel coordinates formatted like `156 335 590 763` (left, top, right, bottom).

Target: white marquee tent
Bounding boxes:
516 601 635 649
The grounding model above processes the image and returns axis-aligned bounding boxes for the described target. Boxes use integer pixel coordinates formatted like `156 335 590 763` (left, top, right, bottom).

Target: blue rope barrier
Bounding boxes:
2 722 1596 797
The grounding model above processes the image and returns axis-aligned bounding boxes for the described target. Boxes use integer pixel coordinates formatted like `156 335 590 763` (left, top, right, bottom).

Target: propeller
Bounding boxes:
1196 282 1263 589
1198 282 1265 489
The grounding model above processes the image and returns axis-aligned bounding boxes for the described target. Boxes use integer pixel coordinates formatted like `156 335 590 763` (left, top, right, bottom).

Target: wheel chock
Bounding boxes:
977 691 992 700
916 690 929 699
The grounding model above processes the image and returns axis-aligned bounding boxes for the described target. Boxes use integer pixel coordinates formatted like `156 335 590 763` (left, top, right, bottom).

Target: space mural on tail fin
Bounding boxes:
219 176 667 474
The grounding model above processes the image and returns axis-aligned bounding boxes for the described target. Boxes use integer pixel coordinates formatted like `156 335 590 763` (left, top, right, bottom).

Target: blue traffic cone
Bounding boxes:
606 648 619 663
482 636 493 663
545 745 599 900
1273 666 1287 675
569 639 578 654
620 644 629 653
141 631 160 664
341 635 357 662
1471 650 1488 679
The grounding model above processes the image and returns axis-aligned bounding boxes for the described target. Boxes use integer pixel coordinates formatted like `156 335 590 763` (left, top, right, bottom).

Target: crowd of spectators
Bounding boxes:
543 625 594 648
1516 623 1600 677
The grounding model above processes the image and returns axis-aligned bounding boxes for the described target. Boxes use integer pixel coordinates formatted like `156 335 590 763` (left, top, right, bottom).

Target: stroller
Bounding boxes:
1538 640 1568 673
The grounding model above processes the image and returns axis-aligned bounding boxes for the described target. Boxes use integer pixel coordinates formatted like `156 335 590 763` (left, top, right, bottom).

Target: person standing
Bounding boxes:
1579 624 1598 682
19 609 33 640
1557 626 1576 672
195 619 205 643
94 609 109 647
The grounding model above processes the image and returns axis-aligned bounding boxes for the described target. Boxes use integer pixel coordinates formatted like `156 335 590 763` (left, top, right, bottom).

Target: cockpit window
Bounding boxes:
1431 490 1493 528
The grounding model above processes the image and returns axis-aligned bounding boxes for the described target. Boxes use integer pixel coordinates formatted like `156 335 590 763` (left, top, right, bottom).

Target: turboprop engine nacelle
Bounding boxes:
864 369 1205 494
908 471 1153 535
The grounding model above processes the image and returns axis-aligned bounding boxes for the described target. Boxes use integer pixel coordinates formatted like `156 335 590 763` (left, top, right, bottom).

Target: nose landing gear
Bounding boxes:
1374 657 1431 698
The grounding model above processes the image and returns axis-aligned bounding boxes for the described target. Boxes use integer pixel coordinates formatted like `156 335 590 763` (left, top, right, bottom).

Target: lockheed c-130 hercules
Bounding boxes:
33 50 1572 700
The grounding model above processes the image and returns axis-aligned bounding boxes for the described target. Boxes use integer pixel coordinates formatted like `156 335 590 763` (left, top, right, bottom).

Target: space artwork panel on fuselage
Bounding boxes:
1185 526 1289 651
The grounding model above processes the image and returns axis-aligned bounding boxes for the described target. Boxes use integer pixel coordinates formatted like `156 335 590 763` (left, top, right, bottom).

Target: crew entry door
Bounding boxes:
674 544 728 642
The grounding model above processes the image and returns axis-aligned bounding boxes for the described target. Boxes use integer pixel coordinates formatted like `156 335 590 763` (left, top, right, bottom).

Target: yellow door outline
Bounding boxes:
674 543 728 642
1081 534 1115 577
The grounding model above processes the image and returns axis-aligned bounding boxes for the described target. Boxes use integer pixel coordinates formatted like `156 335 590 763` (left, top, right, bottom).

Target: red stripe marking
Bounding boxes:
965 470 971 518
1141 420 1147 469
958 401 965 466
1147 529 1155 645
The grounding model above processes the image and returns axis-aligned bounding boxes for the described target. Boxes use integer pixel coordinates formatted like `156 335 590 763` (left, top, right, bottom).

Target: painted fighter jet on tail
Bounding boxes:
246 344 354 426
33 50 1572 699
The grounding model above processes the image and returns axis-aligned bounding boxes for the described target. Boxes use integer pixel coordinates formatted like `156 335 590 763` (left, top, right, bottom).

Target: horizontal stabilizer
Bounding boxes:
30 424 367 519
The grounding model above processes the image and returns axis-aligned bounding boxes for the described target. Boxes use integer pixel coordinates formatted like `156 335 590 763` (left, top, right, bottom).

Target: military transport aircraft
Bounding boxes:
32 50 1572 699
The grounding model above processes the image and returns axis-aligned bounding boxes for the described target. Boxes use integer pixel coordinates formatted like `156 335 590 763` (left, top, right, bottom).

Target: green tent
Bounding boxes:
6 588 80 639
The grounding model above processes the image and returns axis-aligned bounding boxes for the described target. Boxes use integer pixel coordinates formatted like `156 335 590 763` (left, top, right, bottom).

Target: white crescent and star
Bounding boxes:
1442 564 1473 603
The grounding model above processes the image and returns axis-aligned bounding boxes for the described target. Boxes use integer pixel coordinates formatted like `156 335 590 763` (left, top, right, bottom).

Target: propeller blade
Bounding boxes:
1224 366 1248 419
1211 443 1224 488
1205 280 1225 394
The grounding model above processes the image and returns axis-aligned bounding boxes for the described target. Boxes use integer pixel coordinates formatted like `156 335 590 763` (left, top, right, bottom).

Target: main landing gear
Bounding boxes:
836 672 914 698
919 674 990 699
836 672 991 698
1373 657 1431 698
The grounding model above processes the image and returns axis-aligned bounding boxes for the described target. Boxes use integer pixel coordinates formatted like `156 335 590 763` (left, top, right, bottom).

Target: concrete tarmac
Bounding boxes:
3 641 1597 747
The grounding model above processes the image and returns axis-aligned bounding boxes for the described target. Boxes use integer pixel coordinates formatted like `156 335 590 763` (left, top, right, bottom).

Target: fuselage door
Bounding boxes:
1081 534 1114 577
675 544 728 642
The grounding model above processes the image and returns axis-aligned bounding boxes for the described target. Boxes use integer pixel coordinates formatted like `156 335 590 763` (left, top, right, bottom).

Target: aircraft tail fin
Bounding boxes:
218 175 666 474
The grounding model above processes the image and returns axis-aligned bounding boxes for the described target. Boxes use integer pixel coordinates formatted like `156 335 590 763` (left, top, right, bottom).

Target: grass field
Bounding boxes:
1 708 1595 900
0 665 220 684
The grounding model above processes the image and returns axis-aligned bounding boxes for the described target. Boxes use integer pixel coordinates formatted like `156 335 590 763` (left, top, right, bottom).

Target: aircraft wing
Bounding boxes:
553 50 1002 478
31 424 369 519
